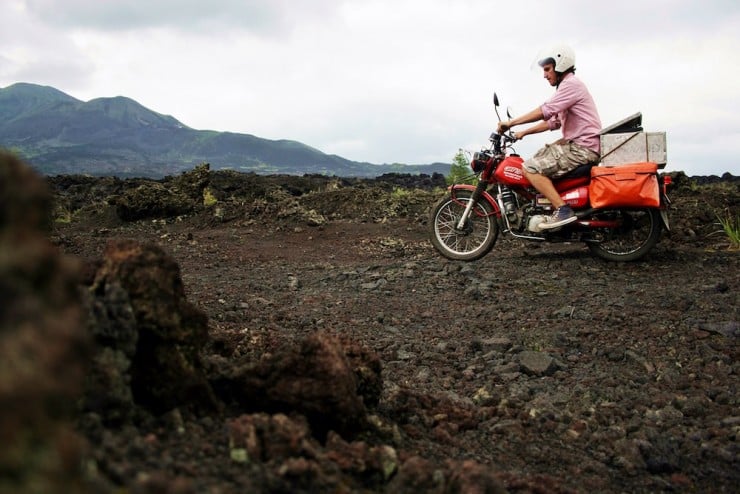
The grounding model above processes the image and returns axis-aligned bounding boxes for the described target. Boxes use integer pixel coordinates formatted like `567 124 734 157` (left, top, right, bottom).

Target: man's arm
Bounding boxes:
513 120 550 140
497 106 545 133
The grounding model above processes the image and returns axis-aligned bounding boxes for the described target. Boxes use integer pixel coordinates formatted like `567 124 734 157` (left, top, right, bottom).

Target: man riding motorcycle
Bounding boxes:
497 45 602 229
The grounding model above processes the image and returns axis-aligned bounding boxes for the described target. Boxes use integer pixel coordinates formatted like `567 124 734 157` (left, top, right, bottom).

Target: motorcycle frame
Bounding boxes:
449 164 654 241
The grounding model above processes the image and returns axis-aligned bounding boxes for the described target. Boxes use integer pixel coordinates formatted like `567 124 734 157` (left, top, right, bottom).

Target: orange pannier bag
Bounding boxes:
589 162 660 208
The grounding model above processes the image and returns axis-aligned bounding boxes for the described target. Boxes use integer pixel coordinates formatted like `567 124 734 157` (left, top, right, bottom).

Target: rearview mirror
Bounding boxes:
493 93 499 107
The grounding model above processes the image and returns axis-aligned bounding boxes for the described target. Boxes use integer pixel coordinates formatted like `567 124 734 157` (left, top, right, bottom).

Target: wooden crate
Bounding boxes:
600 132 667 167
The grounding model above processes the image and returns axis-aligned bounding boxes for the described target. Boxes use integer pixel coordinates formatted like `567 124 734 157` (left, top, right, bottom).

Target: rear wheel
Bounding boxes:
429 190 498 261
587 208 663 261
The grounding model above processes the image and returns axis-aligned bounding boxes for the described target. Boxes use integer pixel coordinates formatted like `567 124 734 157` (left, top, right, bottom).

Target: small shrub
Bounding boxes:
447 150 477 186
390 187 412 200
203 188 218 207
716 212 740 250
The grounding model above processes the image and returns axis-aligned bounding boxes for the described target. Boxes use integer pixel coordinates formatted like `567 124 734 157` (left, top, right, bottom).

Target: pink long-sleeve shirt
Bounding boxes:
541 73 602 154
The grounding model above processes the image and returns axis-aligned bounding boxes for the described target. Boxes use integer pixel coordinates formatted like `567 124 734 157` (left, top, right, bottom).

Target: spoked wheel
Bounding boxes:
587 208 663 261
429 190 498 261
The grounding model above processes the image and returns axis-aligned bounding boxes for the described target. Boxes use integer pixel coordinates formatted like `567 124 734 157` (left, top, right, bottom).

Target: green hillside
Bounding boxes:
0 83 449 178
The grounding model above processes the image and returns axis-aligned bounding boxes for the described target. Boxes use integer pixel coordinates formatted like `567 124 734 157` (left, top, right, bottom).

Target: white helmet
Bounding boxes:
537 45 575 73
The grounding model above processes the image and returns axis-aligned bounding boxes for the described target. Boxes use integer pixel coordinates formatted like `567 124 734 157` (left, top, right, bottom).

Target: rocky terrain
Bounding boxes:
1 154 738 493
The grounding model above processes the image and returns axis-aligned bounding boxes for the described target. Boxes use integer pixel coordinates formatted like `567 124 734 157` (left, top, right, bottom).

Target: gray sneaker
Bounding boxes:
538 205 577 230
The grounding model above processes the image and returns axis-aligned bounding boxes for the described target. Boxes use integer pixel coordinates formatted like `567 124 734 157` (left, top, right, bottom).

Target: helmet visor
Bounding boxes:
531 47 555 72
531 45 574 73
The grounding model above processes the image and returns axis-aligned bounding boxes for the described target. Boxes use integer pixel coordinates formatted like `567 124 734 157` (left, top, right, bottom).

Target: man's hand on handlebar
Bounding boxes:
497 121 521 141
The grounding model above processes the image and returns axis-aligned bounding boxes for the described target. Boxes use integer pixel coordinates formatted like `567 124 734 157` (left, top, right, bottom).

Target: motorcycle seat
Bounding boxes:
553 162 594 191
558 162 593 179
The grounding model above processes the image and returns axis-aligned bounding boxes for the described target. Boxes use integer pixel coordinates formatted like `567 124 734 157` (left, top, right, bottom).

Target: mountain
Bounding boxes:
0 83 450 178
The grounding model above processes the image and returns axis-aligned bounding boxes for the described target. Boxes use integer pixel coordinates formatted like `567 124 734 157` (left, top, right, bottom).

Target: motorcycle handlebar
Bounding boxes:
490 131 518 144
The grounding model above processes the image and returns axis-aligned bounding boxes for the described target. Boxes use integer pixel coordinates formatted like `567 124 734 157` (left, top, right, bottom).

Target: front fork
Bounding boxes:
455 180 490 230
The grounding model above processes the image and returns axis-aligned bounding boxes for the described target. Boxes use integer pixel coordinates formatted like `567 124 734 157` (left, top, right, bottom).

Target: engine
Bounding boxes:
527 214 550 233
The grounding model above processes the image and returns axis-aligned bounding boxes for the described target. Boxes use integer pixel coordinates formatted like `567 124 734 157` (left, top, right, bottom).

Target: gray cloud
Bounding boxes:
24 0 336 33
2 0 739 175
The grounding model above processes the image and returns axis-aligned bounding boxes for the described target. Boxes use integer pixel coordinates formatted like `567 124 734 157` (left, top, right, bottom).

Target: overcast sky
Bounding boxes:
1 0 738 176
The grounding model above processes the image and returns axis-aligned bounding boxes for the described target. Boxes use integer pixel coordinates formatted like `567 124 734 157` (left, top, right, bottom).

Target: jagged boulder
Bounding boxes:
0 151 90 493
210 331 380 439
227 413 399 492
84 239 218 417
81 277 139 424
112 163 210 221
170 161 211 200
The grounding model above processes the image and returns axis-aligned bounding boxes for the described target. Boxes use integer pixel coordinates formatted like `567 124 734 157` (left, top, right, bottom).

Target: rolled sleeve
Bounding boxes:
541 103 555 121
545 111 561 131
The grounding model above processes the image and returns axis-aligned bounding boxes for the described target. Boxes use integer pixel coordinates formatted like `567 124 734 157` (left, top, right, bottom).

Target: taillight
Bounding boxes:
661 175 672 195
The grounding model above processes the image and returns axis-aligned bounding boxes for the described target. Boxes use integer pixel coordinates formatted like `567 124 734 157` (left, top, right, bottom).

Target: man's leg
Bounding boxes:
522 142 579 229
522 169 565 207
524 169 577 229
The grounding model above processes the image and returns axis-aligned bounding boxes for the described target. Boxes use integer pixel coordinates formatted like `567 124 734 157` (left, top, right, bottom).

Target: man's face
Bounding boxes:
542 63 558 86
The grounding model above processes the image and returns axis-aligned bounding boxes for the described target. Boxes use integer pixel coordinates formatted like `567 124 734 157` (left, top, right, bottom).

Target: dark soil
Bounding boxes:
3 157 738 493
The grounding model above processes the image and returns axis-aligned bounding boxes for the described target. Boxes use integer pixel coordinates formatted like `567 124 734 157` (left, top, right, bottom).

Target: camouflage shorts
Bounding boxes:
522 140 600 178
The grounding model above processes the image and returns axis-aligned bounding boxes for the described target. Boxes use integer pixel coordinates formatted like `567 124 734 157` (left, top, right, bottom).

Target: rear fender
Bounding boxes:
659 208 670 231
659 174 672 231
449 184 500 216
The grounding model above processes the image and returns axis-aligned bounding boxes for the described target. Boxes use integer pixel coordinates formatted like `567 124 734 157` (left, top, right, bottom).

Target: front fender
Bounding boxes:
449 184 500 215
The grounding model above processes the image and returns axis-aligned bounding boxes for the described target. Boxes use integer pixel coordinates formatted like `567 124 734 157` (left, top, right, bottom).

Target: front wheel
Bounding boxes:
429 190 498 261
587 208 663 262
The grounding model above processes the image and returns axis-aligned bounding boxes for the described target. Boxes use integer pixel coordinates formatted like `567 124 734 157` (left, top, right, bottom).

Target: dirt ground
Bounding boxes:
37 167 737 493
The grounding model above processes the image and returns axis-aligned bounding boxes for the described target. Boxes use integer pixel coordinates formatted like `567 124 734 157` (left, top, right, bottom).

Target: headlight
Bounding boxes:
471 152 490 173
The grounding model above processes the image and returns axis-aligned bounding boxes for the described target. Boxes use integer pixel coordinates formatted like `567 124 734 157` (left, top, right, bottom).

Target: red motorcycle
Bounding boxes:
429 94 671 262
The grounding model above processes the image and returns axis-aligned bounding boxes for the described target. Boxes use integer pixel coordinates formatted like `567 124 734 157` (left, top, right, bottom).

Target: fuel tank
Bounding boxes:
495 155 590 208
492 155 528 186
